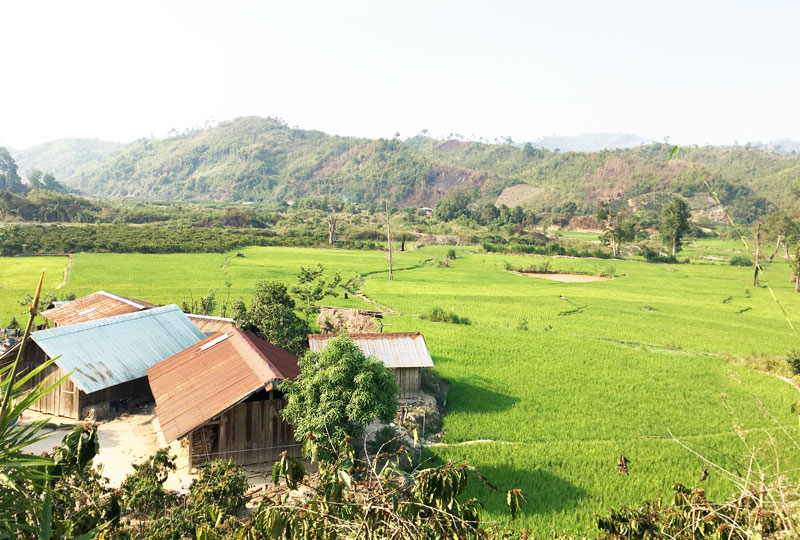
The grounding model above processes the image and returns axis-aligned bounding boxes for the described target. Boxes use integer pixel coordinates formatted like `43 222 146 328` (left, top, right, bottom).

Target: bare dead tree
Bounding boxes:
768 233 785 263
753 222 762 286
326 213 338 246
385 202 393 281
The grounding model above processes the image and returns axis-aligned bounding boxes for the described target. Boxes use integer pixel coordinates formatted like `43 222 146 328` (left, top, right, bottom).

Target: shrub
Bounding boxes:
367 425 403 456
447 248 457 259
190 459 249 515
421 306 471 325
119 449 177 518
787 349 800 375
643 248 678 264
730 255 753 266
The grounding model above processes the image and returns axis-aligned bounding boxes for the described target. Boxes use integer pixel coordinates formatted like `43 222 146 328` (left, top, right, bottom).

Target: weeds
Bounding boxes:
421 306 471 325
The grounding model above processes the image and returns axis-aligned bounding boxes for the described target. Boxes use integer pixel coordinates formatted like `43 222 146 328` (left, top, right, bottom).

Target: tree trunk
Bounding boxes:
671 236 677 258
386 204 393 281
327 215 337 246
401 235 406 252
768 234 784 262
783 240 791 263
753 222 761 286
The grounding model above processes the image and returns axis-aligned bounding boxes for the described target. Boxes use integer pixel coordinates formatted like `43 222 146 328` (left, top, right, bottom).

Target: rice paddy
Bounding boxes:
2 239 800 535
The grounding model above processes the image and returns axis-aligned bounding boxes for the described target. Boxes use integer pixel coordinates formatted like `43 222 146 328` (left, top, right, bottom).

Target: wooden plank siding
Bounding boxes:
394 367 421 400
189 397 300 468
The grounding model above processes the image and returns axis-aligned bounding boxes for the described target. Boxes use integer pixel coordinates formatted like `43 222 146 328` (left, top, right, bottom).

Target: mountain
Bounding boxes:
12 138 127 181
63 116 800 222
532 133 653 152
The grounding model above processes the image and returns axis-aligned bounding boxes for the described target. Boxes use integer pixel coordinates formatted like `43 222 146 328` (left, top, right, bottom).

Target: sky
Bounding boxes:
2 0 799 149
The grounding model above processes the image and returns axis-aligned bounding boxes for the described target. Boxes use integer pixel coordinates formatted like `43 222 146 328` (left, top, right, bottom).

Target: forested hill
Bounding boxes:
12 138 126 180
65 116 800 218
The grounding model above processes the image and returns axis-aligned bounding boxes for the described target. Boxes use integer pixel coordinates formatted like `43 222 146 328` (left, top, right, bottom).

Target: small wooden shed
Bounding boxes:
307 332 434 400
15 305 205 419
148 327 302 468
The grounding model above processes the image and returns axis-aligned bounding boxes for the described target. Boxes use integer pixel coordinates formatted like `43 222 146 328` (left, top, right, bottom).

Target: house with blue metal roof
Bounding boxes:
18 304 205 419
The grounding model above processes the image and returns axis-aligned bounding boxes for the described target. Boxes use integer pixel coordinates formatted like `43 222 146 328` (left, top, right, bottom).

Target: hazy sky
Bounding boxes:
2 0 799 149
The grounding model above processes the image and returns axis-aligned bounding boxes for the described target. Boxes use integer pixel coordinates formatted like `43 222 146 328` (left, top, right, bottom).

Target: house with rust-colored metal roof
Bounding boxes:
41 291 158 327
187 314 235 335
21 305 205 419
148 327 301 467
307 332 434 400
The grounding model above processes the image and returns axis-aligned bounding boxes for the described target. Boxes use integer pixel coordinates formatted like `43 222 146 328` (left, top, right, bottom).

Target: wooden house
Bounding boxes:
148 327 301 468
186 314 235 335
11 305 205 419
307 332 434 400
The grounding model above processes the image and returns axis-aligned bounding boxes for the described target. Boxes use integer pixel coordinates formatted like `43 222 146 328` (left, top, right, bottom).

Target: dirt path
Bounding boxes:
56 254 74 289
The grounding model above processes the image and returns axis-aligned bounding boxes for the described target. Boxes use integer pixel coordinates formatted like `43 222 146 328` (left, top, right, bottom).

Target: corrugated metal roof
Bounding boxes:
149 327 299 442
32 305 205 394
307 332 434 368
188 314 235 335
42 291 158 326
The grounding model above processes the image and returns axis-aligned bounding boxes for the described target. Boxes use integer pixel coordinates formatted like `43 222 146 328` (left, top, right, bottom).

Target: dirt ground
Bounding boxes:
518 272 613 282
21 405 277 491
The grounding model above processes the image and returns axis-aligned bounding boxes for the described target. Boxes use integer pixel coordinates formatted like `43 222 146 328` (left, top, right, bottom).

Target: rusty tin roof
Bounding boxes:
148 327 300 443
307 332 434 368
41 291 157 326
31 304 205 394
187 314 235 335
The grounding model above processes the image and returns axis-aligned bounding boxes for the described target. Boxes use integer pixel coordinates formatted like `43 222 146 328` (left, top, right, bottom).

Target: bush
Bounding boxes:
730 255 753 266
367 425 403 456
642 248 679 264
447 248 457 259
787 349 800 375
421 306 471 325
190 459 249 515
119 449 177 518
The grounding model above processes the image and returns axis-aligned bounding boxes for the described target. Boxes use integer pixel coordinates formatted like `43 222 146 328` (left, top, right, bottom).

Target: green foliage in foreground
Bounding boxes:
233 280 311 355
280 336 400 454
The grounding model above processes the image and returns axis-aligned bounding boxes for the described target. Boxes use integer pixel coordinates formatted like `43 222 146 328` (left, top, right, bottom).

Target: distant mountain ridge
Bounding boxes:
7 117 795 224
532 133 653 152
11 138 126 181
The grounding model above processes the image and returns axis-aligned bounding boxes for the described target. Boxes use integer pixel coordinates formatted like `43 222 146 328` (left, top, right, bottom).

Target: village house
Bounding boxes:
41 291 158 327
148 326 301 468
307 332 434 400
6 304 205 419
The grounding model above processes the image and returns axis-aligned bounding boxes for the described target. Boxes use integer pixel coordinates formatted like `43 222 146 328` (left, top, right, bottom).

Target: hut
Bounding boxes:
41 291 157 327
148 327 301 468
307 332 434 400
15 304 205 419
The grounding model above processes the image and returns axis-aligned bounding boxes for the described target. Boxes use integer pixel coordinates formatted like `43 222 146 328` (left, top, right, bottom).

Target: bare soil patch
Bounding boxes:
517 272 612 282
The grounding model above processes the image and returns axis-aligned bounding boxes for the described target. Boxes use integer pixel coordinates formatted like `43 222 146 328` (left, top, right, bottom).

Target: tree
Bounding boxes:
325 212 337 245
26 169 45 190
765 211 797 263
280 335 400 454
385 201 394 281
597 202 636 257
233 280 310 355
660 197 690 257
291 264 341 323
752 221 762 286
792 247 800 293
42 172 64 192
0 147 25 193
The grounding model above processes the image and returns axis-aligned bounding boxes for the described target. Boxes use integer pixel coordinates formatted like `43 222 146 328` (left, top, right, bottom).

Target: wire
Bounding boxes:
671 147 798 338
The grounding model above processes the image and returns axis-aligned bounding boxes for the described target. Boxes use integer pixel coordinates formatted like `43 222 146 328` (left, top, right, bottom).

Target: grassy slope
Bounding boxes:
2 242 800 534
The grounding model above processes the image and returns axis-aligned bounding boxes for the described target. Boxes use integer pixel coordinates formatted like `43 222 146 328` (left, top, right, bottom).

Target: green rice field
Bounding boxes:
2 240 800 534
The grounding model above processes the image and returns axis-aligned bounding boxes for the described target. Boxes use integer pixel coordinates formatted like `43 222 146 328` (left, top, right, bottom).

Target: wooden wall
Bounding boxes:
17 342 153 419
189 396 300 468
395 367 421 400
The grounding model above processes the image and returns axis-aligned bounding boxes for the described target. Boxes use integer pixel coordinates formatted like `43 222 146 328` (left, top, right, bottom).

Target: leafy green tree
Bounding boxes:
280 336 399 454
0 147 25 193
433 189 474 221
42 172 65 193
291 264 341 322
597 203 636 257
26 169 45 190
660 197 690 257
233 280 310 355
